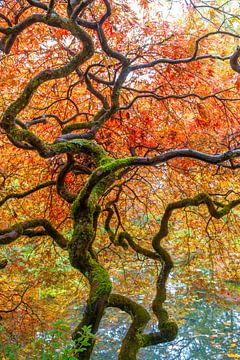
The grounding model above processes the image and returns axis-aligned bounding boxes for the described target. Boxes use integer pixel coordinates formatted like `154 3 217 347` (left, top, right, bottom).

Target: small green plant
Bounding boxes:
33 321 94 359
74 325 94 354
0 320 94 359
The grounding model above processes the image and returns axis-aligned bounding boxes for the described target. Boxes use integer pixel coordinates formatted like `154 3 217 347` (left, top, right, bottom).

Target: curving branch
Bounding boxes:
85 74 109 109
131 148 240 168
41 141 240 176
153 192 240 254
0 219 68 249
26 0 48 10
0 285 30 314
151 192 240 333
130 31 240 71
104 207 160 259
0 180 56 207
117 231 160 260
65 146 240 213
120 88 240 111
104 191 240 358
47 0 55 15
104 204 160 259
1 2 240 359
61 120 95 135
108 192 240 359
84 63 116 86
108 293 151 360
0 13 12 27
108 293 177 359
70 0 95 21
97 25 129 65
104 206 116 244
69 146 240 225
230 46 240 73
0 12 94 152
56 155 77 203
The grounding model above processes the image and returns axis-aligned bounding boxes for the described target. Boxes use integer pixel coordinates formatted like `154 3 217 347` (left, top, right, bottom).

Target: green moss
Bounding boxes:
99 157 114 166
68 218 96 270
62 122 95 134
102 157 135 171
71 155 137 220
158 309 169 323
12 223 24 234
218 205 231 216
71 199 83 220
142 320 178 348
160 321 178 342
52 140 108 165
90 177 113 204
89 257 112 304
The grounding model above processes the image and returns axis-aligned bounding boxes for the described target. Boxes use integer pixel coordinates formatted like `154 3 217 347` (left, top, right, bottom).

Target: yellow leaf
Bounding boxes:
227 354 240 359
103 56 108 69
209 9 215 20
145 21 152 27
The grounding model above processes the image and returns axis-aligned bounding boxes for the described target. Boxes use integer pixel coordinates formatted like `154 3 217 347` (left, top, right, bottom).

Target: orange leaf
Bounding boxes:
235 77 240 91
197 103 208 119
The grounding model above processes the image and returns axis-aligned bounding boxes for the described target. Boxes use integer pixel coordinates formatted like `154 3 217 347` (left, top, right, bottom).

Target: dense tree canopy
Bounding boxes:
0 0 240 359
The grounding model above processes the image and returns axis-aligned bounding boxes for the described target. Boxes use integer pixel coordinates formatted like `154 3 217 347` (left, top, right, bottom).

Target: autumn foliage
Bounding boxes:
0 0 240 359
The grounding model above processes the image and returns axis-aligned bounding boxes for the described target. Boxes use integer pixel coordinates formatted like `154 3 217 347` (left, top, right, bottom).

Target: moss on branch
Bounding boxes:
108 293 150 360
1 12 94 152
142 321 178 347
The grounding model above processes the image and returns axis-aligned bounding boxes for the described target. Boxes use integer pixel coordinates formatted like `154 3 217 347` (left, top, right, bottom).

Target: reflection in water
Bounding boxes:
92 298 240 360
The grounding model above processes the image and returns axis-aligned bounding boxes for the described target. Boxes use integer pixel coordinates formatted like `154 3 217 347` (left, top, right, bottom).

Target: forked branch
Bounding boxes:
0 180 56 207
0 219 68 249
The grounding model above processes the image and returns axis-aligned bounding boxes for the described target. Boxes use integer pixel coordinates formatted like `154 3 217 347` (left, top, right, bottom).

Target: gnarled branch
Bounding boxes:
0 219 68 249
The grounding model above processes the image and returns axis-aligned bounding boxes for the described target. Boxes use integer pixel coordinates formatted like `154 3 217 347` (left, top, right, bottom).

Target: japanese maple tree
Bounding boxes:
0 1 240 359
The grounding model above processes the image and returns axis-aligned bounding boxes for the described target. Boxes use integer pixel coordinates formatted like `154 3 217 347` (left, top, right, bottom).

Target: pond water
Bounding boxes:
92 296 240 360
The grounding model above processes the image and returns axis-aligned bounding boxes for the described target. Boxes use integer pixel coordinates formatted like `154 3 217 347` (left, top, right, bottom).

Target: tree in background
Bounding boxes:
0 1 240 359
